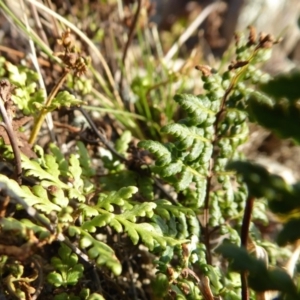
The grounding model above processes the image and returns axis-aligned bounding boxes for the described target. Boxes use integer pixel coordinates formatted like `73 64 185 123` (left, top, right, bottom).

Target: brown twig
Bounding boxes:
74 106 128 162
241 272 249 300
241 196 254 247
45 0 60 38
0 80 22 184
29 2 49 46
240 196 254 300
119 0 142 97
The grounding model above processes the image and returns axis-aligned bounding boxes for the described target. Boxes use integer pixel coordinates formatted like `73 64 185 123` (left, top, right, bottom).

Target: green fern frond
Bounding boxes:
49 144 69 177
76 141 96 178
173 94 216 126
79 190 185 251
21 153 68 189
69 228 122 276
0 174 60 213
138 140 173 166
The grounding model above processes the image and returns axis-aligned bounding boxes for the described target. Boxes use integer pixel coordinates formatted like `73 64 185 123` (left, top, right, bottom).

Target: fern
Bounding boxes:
137 30 288 298
0 142 187 280
1 25 299 299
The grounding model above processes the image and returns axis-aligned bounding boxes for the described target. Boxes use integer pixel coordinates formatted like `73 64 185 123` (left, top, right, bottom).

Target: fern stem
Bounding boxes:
240 196 254 300
29 70 69 145
203 47 261 264
241 196 254 247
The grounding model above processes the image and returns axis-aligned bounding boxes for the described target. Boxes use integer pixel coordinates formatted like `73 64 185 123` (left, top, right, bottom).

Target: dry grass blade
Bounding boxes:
25 0 123 107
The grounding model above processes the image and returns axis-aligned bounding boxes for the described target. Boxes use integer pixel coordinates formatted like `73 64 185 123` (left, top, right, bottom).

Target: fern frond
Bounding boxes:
173 94 216 126
138 140 173 166
79 188 185 251
69 227 122 276
21 154 68 189
0 174 60 213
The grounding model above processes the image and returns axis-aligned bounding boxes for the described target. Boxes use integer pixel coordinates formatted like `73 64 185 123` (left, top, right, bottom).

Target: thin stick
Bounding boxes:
163 1 225 64
0 1 54 59
20 0 56 143
74 106 128 162
45 0 60 37
119 0 142 95
29 1 49 46
0 80 22 184
240 196 254 300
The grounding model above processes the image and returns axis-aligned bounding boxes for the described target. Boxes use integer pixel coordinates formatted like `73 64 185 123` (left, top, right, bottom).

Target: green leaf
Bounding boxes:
248 92 300 143
227 161 300 215
137 175 154 200
58 244 77 266
79 204 99 218
68 226 81 236
6 62 28 85
68 188 85 202
0 175 60 213
20 219 50 238
66 264 84 286
217 243 297 295
76 141 96 177
50 91 84 111
162 123 209 147
216 243 265 273
277 218 300 246
110 219 123 232
121 202 157 221
161 161 183 177
116 186 138 199
176 168 193 190
78 231 121 275
115 130 132 154
97 186 137 211
69 154 83 190
48 186 69 207
174 93 217 126
21 155 68 189
152 273 169 297
45 154 61 178
48 244 84 287
0 218 26 235
138 140 172 166
49 144 69 177
47 272 64 287
32 185 49 199
124 222 140 245
82 213 114 232
260 70 300 102
87 294 105 300
155 200 195 218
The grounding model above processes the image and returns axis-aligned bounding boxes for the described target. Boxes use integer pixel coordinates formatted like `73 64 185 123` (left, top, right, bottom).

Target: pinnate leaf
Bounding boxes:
260 70 300 102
